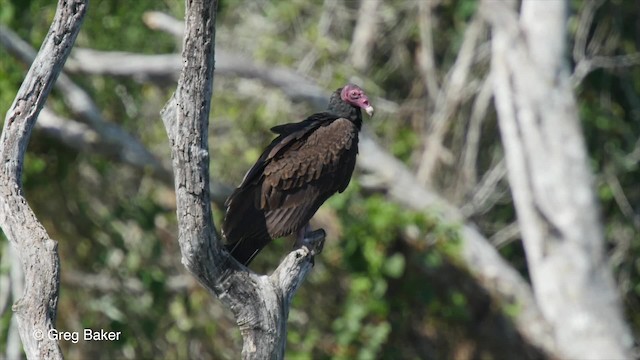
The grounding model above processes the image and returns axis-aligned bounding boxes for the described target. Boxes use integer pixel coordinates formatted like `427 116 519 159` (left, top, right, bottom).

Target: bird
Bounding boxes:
222 83 374 266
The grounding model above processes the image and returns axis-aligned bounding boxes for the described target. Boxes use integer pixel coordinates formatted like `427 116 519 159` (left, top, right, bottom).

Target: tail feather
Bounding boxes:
222 186 271 266
225 237 270 266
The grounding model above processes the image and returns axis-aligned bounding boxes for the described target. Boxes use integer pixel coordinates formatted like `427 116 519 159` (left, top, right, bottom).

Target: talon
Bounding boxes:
294 225 326 258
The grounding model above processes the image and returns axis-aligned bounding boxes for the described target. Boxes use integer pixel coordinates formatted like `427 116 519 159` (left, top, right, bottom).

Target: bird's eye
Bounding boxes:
350 90 359 98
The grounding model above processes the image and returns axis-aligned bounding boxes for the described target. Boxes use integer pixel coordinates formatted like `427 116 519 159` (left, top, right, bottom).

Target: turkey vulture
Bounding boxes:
222 84 374 265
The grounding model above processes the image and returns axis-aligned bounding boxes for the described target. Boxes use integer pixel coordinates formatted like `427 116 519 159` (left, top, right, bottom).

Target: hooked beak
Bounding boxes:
364 105 374 117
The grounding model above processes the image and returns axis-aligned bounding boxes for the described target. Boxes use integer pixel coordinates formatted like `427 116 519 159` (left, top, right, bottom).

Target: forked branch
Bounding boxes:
161 0 323 358
0 0 88 359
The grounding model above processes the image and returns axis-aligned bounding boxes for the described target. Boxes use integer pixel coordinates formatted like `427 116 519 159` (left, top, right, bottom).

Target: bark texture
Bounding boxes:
0 0 88 359
483 1 633 358
161 1 323 358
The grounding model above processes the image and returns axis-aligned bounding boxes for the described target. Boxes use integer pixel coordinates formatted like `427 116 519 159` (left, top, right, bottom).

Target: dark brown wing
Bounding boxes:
260 117 359 238
222 116 358 265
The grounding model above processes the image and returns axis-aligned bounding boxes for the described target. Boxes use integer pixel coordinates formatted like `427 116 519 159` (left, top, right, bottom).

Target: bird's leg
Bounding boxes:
295 223 312 247
294 223 326 261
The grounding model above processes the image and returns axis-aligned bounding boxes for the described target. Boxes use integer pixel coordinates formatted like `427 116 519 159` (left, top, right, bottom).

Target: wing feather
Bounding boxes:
223 115 360 265
259 118 359 236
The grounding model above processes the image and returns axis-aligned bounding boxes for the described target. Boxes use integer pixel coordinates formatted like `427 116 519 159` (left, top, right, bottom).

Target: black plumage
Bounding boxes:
222 84 374 265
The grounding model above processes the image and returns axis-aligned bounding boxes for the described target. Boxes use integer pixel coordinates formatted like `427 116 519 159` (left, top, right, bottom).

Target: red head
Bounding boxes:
340 84 374 117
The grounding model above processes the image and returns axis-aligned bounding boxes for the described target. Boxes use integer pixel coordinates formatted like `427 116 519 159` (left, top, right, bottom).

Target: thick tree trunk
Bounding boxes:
0 1 87 359
483 1 633 358
161 1 324 358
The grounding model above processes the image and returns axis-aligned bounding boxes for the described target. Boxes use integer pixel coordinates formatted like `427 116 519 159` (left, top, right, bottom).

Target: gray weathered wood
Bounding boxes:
483 0 633 358
0 0 88 359
161 1 323 358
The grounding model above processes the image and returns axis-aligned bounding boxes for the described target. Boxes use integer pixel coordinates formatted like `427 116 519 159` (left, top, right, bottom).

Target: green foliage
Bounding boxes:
303 187 466 359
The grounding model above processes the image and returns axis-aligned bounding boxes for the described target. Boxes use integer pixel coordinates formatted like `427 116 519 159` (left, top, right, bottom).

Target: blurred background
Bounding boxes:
0 0 639 359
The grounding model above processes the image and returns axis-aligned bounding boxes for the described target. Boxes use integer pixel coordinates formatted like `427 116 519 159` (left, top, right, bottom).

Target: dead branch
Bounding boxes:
67 11 403 114
0 0 87 358
416 16 486 184
66 45 400 114
458 73 493 195
143 11 184 39
571 0 640 86
483 0 634 358
162 1 323 358
348 0 381 71
416 0 440 102
604 169 640 230
461 158 507 217
489 221 520 248
63 270 194 294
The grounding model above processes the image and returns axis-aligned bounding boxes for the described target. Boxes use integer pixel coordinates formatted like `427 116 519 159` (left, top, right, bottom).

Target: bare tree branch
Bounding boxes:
461 158 507 218
489 221 520 248
68 11 403 114
416 16 486 184
483 0 634 358
63 270 194 294
162 1 323 358
572 0 605 64
70 48 181 83
604 169 640 230
37 107 100 150
571 0 640 86
348 0 381 71
143 11 185 39
417 0 441 102
458 73 493 195
0 0 87 358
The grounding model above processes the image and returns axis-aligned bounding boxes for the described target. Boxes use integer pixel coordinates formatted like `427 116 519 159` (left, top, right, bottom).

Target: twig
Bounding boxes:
604 169 640 230
0 0 87 358
489 222 520 248
143 11 184 39
417 0 440 102
573 0 605 64
461 158 507 217
415 16 486 184
571 0 640 86
458 73 493 194
348 0 381 71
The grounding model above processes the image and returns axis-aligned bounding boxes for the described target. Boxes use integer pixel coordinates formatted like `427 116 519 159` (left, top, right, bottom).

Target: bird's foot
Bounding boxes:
294 225 326 263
